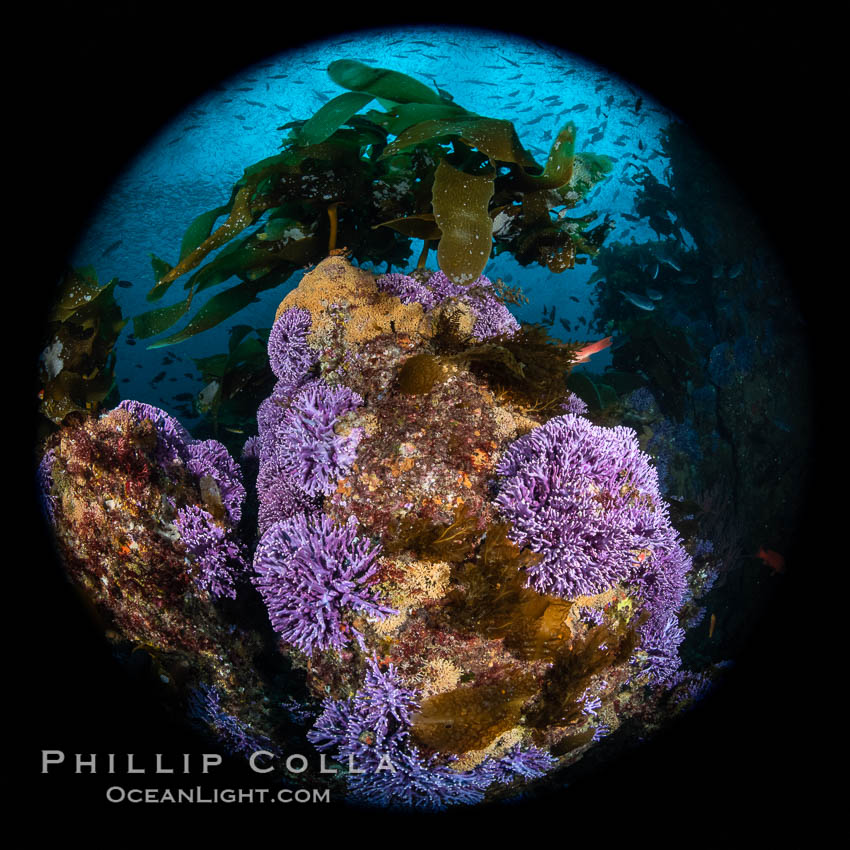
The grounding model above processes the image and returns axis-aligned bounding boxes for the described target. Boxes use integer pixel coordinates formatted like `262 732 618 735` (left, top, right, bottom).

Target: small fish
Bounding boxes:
560 318 571 332
117 279 133 288
756 547 785 574
569 295 580 303
433 82 454 101
568 103 589 112
729 262 744 279
661 258 682 271
620 290 655 310
708 613 716 639
573 335 613 364
679 275 698 285
151 371 166 384
651 263 659 279
645 288 663 301
102 239 123 256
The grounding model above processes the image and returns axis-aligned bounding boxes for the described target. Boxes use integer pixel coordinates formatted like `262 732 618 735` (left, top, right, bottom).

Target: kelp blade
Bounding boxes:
147 280 262 348
133 296 192 339
328 60 445 106
295 91 374 146
432 160 494 285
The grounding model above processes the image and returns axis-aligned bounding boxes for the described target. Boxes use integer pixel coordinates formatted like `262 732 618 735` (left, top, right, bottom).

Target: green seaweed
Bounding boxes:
138 60 613 345
191 325 274 448
39 267 126 424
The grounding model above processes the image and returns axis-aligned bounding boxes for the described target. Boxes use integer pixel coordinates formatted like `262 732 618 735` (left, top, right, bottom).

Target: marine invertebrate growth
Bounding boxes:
495 412 678 598
273 380 364 497
252 513 394 654
307 658 555 810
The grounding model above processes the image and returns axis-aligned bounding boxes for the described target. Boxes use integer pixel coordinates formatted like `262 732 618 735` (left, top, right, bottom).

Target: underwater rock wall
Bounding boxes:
239 256 723 807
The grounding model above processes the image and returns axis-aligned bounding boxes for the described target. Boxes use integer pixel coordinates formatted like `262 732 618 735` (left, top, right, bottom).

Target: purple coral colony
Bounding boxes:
38 258 725 810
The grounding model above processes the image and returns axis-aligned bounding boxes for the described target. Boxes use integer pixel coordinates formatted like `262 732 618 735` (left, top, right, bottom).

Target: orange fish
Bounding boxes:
756 547 785 574
573 335 613 364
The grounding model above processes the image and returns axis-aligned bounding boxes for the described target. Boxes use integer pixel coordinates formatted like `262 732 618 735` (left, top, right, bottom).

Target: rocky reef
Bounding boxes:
38 255 725 810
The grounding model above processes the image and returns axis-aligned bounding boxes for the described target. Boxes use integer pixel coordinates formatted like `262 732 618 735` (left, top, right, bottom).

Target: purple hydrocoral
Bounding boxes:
426 269 492 301
255 460 319 537
267 307 317 392
117 400 191 466
257 307 362 516
307 658 557 810
635 612 686 684
486 744 558 784
37 448 56 524
273 379 364 497
426 270 519 340
495 413 676 598
376 272 438 311
174 505 246 599
187 439 246 524
377 268 518 342
253 513 393 654
561 392 589 416
470 291 520 340
188 684 277 758
627 539 691 683
111 400 247 594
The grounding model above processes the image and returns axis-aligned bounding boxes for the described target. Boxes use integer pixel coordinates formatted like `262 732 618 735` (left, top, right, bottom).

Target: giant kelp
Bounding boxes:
191 324 275 452
39 267 126 426
137 60 613 347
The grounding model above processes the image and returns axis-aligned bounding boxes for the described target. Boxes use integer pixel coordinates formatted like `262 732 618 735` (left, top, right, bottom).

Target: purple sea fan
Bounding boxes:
494 413 672 598
117 400 191 466
376 272 438 311
187 439 246 524
253 513 393 654
174 505 246 599
267 307 317 391
274 379 364 497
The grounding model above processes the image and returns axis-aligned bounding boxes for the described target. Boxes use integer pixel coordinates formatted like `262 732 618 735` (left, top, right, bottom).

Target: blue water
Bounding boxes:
69 26 678 423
